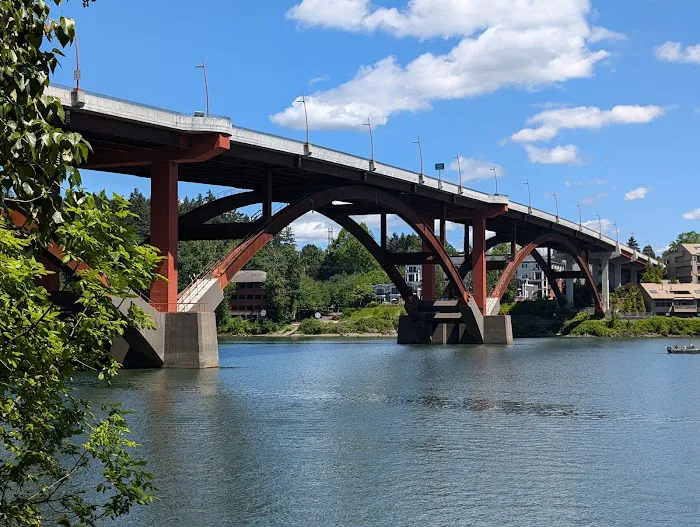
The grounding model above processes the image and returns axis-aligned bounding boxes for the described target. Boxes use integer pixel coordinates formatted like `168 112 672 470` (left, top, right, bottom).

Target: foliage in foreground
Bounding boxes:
1 0 159 523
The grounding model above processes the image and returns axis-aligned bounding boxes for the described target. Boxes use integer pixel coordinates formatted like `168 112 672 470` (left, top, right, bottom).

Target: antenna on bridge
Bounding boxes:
195 60 210 117
524 180 532 214
413 137 424 184
454 154 463 195
295 94 311 156
490 167 499 195
364 118 376 172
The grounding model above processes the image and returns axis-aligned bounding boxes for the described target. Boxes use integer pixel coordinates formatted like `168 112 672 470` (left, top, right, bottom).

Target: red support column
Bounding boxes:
472 214 487 314
422 217 435 301
150 161 179 311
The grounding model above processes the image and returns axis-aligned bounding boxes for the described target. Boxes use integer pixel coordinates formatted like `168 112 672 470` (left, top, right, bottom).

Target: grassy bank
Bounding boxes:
560 313 700 338
296 305 404 336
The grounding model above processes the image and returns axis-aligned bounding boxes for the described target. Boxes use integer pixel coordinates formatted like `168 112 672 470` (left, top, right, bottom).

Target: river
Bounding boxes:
78 337 700 526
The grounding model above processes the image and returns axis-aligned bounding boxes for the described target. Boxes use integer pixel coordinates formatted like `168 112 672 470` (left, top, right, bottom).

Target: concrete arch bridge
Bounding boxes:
41 85 657 367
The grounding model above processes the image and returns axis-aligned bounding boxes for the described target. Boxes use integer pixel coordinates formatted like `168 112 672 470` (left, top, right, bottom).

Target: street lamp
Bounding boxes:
413 136 424 183
596 212 603 238
552 190 559 222
454 154 463 194
363 118 375 171
195 60 209 117
295 94 311 155
577 202 582 230
523 179 532 213
490 166 499 195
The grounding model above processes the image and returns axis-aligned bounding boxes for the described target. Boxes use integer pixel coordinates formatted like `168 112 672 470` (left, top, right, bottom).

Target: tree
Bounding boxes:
642 245 656 259
318 224 380 279
641 265 664 284
667 231 700 255
299 244 325 280
1 1 158 523
386 233 421 253
627 236 640 251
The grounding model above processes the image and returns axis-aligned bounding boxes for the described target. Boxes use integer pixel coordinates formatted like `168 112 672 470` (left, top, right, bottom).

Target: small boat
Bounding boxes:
667 345 700 354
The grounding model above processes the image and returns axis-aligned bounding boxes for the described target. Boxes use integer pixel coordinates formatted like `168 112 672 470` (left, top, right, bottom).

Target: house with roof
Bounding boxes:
664 244 700 284
229 270 267 317
639 282 700 317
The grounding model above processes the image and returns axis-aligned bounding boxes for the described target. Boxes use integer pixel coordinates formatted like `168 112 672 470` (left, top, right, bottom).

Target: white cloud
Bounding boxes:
655 41 700 65
682 208 700 220
581 191 609 205
582 218 613 234
564 178 608 187
449 157 504 182
524 144 582 165
588 26 627 43
309 74 330 86
275 0 614 130
511 105 666 143
289 213 339 244
624 186 651 201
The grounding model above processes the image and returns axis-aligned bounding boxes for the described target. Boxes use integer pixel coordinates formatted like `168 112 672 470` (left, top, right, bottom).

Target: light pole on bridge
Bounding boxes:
577 202 583 230
596 212 603 239
413 137 424 183
195 60 209 117
364 118 376 172
552 190 559 222
490 166 499 195
523 179 532 214
454 154 463 194
295 94 311 156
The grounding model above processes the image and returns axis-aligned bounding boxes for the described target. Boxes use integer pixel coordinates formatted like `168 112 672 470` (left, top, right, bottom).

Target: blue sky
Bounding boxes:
53 0 700 252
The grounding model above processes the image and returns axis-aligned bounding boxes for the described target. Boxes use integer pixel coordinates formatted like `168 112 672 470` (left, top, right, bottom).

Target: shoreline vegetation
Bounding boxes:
218 301 700 339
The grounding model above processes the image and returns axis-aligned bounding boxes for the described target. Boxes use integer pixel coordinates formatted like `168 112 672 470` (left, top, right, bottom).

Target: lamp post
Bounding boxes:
454 154 463 194
596 212 603 238
523 179 532 213
577 201 582 230
295 94 311 155
74 32 81 91
364 118 375 171
195 60 209 117
490 166 499 195
413 137 423 183
552 190 559 222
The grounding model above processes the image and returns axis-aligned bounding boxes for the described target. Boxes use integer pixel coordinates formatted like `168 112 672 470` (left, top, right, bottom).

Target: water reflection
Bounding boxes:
74 337 700 526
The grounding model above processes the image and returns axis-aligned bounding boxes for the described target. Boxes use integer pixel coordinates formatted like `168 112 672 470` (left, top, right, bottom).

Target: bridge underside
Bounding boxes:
41 101 650 367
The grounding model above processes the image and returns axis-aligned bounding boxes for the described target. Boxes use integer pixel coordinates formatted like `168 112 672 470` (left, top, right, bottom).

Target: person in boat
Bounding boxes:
674 345 680 350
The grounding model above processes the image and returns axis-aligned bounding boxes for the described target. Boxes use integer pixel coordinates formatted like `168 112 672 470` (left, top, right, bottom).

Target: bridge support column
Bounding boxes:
472 214 487 314
600 255 610 313
630 268 638 284
612 262 622 290
421 217 435 301
566 259 575 308
150 161 179 311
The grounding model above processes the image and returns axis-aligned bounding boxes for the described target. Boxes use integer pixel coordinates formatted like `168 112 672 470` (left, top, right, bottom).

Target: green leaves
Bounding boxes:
0 1 158 524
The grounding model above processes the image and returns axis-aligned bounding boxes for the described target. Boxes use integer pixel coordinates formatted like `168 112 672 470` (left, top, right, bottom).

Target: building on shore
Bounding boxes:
374 283 401 304
230 270 266 317
515 254 565 300
639 281 700 316
664 244 700 284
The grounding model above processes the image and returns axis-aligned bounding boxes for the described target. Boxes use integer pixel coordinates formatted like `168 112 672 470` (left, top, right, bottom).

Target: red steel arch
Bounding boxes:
491 233 604 314
206 185 472 307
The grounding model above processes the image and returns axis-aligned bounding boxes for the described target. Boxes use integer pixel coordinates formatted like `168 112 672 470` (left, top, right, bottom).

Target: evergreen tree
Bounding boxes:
627 235 640 250
642 245 656 259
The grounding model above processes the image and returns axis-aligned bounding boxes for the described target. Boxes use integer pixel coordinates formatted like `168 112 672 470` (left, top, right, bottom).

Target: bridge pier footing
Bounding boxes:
397 314 512 345
115 311 219 369
162 312 219 368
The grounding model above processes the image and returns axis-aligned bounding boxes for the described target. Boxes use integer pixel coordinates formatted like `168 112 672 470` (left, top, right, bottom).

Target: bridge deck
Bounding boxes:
48 84 657 266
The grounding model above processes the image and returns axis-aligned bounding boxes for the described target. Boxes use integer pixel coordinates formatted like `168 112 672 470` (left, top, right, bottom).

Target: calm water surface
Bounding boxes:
80 338 700 526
